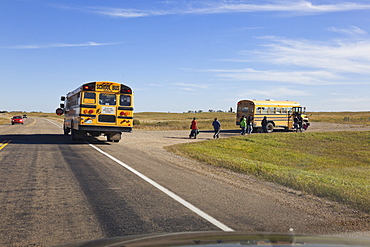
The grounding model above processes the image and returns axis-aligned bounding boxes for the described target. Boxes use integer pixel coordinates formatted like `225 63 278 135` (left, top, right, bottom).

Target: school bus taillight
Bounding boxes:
120 111 126 116
83 82 95 91
84 109 95 114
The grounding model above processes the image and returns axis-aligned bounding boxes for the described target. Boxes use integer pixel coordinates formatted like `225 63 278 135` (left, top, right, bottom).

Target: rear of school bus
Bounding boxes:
61 81 133 142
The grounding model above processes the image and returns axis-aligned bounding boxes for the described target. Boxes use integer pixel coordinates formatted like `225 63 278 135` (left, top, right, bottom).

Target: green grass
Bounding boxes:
166 131 370 213
308 111 370 126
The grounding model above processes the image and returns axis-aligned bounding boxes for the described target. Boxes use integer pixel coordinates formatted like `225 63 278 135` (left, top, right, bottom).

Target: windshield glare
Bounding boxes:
99 93 116 105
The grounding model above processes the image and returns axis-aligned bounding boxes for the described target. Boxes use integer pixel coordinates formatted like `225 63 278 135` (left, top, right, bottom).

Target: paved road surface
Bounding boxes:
0 118 369 246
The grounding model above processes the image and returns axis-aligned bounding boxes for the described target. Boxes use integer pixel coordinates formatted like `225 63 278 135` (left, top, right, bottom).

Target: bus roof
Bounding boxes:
67 81 132 97
238 100 301 107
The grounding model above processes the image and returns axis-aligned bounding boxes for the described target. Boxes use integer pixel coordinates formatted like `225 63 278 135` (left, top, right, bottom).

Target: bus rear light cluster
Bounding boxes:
84 109 95 114
83 82 95 91
120 111 127 116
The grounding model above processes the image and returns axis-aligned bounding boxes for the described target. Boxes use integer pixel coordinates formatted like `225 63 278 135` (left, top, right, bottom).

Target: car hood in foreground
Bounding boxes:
53 231 370 247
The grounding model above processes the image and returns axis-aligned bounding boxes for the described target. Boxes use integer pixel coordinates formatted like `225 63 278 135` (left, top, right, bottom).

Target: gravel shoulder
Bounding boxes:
123 122 370 237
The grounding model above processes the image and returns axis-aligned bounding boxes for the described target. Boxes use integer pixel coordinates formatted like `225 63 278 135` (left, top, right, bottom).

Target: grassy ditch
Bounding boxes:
166 131 370 213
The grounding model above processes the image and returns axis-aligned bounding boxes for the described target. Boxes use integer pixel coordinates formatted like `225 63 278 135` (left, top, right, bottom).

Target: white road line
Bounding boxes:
87 142 234 232
44 118 234 231
44 118 63 129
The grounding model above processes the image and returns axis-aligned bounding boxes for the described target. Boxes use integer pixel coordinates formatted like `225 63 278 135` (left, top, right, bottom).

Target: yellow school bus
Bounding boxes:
57 81 133 142
236 100 308 133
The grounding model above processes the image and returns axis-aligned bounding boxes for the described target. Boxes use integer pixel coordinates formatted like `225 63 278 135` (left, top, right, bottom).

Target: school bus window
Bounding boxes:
99 93 116 105
261 107 268 114
67 94 79 108
241 107 249 113
83 92 96 104
120 95 131 106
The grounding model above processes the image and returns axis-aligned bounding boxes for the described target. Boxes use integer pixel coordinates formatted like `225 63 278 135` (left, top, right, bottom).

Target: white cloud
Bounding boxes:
328 26 368 36
186 1 370 14
174 82 209 89
208 67 341 85
239 87 308 99
256 37 370 74
210 36 370 86
88 1 370 18
2 41 118 49
331 96 370 103
90 7 168 18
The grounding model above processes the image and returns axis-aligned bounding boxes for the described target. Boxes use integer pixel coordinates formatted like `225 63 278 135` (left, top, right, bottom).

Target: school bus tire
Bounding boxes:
63 127 70 135
107 132 121 142
71 129 77 141
267 122 274 133
71 129 85 141
71 129 79 141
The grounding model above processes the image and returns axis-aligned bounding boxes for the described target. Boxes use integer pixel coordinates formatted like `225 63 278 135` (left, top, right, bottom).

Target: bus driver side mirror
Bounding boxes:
60 96 66 101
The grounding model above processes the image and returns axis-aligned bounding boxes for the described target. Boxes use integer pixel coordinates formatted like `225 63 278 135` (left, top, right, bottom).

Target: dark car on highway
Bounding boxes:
11 116 24 125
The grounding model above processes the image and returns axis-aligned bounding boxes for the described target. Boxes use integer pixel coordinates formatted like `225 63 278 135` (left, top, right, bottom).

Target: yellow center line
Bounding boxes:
26 118 37 127
0 140 11 151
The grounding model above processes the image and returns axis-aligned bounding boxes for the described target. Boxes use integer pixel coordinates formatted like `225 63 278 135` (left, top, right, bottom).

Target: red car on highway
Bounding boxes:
11 116 24 125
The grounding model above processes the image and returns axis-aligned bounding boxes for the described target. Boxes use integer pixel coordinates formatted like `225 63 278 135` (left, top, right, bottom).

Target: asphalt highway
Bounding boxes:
1 117 369 246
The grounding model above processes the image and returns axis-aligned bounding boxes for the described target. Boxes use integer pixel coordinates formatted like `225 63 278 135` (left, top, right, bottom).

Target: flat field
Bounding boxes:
2 111 369 128
166 129 370 214
134 111 370 130
308 111 370 126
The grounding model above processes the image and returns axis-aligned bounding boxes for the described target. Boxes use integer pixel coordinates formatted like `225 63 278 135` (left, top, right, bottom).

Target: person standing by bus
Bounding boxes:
293 115 299 131
212 118 221 139
189 117 199 139
240 115 247 135
247 115 253 134
297 115 303 132
261 116 268 133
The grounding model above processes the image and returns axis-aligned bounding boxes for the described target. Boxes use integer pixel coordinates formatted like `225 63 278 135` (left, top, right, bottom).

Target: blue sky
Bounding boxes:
1 0 370 113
